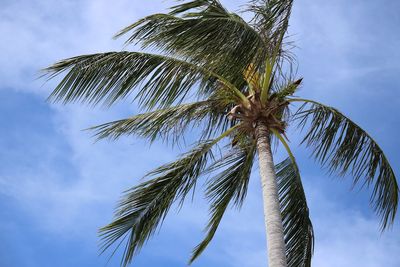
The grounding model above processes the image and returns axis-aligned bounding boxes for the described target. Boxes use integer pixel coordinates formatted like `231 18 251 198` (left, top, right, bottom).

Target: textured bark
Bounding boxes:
255 122 287 267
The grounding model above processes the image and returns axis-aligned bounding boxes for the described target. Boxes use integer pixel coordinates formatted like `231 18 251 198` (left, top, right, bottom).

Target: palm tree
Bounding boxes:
44 1 398 266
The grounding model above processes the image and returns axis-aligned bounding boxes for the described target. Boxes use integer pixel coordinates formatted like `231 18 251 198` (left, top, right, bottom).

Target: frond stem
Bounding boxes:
271 128 297 171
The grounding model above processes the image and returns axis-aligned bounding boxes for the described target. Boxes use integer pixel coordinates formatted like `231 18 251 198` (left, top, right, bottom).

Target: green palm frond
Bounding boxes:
115 0 267 87
248 0 293 42
168 0 226 16
89 99 232 143
274 78 303 100
293 99 399 229
190 142 257 263
44 51 246 109
276 158 314 267
249 0 295 102
99 127 238 267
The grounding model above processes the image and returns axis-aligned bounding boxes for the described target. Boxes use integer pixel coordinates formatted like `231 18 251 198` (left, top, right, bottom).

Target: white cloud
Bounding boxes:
313 214 400 267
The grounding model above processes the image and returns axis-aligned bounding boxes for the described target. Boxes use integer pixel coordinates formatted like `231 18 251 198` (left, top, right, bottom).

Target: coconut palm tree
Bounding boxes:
44 0 398 266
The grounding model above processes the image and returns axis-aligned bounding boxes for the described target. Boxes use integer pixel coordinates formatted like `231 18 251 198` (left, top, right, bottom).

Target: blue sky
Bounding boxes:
1 0 400 266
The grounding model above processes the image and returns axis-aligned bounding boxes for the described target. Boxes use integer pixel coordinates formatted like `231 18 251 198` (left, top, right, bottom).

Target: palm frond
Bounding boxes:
247 0 293 43
115 1 267 88
293 99 399 229
168 0 225 16
99 128 238 266
44 51 244 109
89 99 232 143
248 0 295 103
190 142 257 263
276 158 314 267
274 78 302 100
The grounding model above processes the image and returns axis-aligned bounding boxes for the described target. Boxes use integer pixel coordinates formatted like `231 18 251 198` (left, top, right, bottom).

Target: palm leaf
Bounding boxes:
115 0 267 88
294 99 399 229
190 142 257 263
248 0 295 102
168 0 226 16
44 51 245 109
276 158 314 267
99 128 238 267
89 99 232 143
248 0 293 42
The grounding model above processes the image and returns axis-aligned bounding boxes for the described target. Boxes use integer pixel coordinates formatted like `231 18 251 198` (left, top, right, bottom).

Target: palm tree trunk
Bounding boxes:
255 122 287 267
